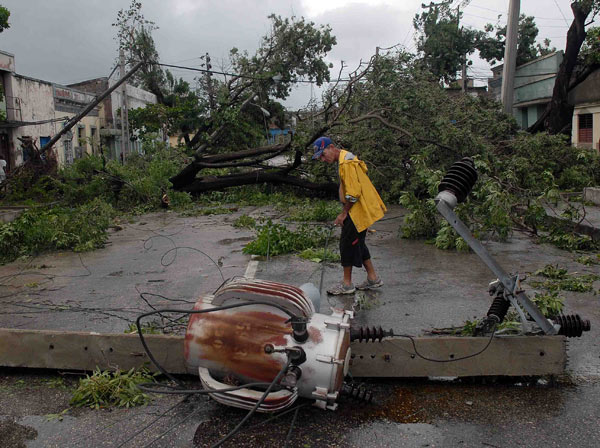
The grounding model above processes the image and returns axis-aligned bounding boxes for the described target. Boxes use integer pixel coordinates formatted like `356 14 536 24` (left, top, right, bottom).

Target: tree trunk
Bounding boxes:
169 143 291 190
528 2 591 134
184 169 337 196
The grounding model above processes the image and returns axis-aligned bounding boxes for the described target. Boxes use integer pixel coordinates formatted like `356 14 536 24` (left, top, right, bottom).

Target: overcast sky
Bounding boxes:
0 0 583 109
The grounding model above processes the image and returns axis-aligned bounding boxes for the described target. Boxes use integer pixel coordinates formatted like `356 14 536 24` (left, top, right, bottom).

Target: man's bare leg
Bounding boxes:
363 258 378 281
343 266 353 286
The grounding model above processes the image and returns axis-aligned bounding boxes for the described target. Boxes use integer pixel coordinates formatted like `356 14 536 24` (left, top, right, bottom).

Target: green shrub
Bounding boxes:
532 291 564 318
540 228 599 252
286 199 339 222
0 198 115 264
70 367 156 409
531 264 599 292
298 247 340 263
243 220 328 256
233 215 257 228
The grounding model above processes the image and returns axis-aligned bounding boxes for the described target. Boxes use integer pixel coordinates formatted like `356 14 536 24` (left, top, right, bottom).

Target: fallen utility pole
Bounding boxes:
0 328 567 377
40 60 143 155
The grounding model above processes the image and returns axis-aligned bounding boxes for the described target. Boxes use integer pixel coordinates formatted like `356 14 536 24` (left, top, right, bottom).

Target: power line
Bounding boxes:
468 2 570 21
156 61 367 84
552 0 571 27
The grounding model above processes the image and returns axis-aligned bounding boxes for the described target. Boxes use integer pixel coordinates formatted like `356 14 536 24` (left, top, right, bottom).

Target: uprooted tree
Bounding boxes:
114 2 599 250
116 6 341 194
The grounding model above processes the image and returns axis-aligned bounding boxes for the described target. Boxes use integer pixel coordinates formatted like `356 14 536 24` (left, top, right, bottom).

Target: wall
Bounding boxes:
9 75 57 165
512 53 563 128
571 105 600 151
106 79 157 159
53 84 100 163
569 69 600 151
488 52 563 127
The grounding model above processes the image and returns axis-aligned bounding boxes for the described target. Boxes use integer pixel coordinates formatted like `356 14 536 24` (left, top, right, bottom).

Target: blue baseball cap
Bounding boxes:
311 137 333 160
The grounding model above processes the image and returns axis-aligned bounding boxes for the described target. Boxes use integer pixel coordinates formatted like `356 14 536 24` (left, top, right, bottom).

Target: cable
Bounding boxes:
392 323 497 363
113 397 188 448
155 61 366 84
141 402 206 448
319 225 334 298
252 402 311 429
160 246 225 282
137 381 281 395
283 404 301 448
211 356 293 448
552 0 571 27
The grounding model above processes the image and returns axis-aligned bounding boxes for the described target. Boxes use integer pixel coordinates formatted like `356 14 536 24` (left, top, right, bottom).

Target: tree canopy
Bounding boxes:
0 4 9 33
476 14 556 66
413 2 556 83
413 1 481 83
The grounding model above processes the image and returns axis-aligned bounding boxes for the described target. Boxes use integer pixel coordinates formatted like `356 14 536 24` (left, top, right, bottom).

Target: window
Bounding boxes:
77 125 86 147
578 114 593 143
521 108 528 129
90 127 97 153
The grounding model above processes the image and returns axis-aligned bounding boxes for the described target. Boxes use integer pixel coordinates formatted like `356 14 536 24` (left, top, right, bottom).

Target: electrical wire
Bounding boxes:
319 225 334 303
160 246 225 282
392 323 497 363
211 356 293 448
137 382 282 395
113 397 189 448
141 402 207 448
283 404 301 448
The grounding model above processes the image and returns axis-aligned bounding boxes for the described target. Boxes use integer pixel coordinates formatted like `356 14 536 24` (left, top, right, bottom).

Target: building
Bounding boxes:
68 76 157 161
445 78 489 98
268 123 293 145
488 51 563 129
569 68 600 152
1 49 158 172
1 49 101 169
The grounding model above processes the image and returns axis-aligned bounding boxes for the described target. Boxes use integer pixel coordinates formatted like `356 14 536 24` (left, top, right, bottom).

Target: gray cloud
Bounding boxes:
0 0 578 109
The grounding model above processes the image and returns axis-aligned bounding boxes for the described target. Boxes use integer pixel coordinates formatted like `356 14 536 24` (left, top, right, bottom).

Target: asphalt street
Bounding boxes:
0 205 599 447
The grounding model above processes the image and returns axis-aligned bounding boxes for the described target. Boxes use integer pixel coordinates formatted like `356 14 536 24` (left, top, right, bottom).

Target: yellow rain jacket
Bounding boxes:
338 150 387 232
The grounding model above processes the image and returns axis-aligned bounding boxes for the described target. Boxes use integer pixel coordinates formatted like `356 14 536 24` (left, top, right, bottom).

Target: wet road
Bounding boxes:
1 205 599 447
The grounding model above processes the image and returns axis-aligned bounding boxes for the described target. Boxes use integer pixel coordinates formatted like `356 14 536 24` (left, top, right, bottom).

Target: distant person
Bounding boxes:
0 155 7 183
311 137 387 295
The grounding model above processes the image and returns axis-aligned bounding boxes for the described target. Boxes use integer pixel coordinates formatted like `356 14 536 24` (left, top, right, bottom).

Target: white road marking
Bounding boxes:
244 256 259 279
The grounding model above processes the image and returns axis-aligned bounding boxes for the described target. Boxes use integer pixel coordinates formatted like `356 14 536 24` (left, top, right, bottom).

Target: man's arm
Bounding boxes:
335 193 356 226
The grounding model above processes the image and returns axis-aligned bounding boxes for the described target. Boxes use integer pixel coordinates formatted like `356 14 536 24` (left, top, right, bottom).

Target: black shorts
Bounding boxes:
340 217 370 268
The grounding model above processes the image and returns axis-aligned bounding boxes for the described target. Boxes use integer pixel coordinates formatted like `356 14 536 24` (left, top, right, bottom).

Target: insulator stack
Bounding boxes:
341 382 374 403
350 326 394 343
438 157 478 203
554 314 591 337
486 294 510 323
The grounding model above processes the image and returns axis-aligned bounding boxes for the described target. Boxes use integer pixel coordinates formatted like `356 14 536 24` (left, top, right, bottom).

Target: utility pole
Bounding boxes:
119 49 130 161
205 52 215 110
457 6 466 94
501 0 520 114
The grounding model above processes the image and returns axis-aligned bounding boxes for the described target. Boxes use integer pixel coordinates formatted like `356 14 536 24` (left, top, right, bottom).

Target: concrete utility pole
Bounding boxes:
119 49 130 161
205 53 215 110
462 54 467 93
501 0 520 114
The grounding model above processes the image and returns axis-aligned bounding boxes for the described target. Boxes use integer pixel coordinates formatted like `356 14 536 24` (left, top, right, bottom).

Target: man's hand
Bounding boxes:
334 211 348 227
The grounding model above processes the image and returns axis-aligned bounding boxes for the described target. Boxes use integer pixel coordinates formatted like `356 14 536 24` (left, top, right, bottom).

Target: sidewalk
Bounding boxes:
543 198 600 240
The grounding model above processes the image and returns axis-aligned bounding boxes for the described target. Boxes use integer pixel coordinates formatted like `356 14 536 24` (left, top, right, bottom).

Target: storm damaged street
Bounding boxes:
3 0 600 446
1 204 599 447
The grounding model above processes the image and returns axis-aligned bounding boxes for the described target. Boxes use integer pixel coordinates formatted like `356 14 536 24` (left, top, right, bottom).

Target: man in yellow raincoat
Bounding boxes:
312 137 387 295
